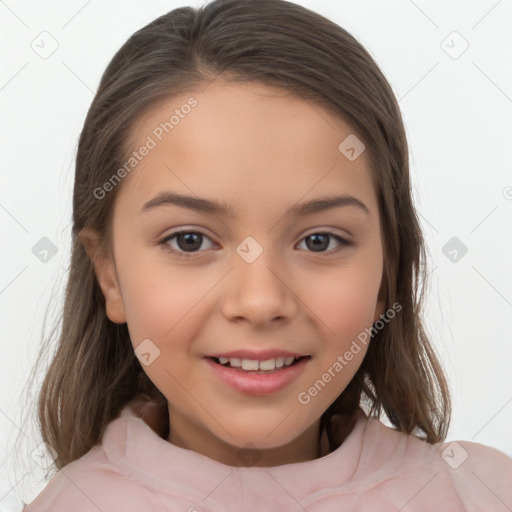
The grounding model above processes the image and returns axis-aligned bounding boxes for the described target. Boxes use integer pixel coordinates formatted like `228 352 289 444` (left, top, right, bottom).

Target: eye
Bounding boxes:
158 229 215 257
157 229 351 258
296 232 351 255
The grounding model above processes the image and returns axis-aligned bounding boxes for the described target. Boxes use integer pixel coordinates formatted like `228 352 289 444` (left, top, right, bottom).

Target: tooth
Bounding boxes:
221 356 298 371
259 358 276 370
241 359 259 370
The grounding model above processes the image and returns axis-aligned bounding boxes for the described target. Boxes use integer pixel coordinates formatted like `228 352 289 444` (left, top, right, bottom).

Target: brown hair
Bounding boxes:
21 0 450 475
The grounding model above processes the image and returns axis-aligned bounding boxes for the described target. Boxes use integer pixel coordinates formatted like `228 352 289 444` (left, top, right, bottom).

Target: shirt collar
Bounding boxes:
102 395 372 504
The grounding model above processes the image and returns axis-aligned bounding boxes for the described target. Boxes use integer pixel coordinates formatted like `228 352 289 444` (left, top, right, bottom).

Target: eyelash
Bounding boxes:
157 229 351 258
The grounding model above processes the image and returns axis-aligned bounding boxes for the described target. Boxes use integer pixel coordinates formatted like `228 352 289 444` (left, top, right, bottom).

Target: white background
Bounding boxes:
1 0 511 510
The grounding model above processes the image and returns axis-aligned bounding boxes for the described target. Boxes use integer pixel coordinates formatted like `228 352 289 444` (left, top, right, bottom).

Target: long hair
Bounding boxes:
21 0 450 474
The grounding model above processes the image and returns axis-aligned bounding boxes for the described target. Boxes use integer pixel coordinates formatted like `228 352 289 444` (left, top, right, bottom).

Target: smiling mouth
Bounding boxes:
208 355 311 374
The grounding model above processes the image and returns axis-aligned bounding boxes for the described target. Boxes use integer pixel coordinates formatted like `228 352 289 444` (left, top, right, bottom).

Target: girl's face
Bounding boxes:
82 81 384 466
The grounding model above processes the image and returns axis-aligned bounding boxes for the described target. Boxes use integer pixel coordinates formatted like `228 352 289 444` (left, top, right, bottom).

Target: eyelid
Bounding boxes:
157 227 216 257
301 226 352 241
157 227 352 257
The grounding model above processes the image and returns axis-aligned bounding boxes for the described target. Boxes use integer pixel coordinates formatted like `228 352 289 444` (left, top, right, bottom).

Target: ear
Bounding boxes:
78 227 127 324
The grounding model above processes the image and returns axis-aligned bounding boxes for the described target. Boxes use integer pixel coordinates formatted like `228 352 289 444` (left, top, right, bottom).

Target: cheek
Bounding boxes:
119 266 204 388
119 254 210 347
301 258 382 343
122 257 223 362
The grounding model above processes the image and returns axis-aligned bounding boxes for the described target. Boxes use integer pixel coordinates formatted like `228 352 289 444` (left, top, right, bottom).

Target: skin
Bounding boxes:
80 81 385 467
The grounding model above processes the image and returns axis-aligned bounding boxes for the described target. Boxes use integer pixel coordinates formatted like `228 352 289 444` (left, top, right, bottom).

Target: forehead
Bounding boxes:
117 81 377 218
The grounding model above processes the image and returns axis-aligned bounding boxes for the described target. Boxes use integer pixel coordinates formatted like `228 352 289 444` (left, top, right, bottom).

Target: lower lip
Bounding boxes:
204 357 311 395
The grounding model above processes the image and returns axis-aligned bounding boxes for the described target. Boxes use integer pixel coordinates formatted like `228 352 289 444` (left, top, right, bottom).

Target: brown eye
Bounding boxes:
158 230 214 257
297 232 351 254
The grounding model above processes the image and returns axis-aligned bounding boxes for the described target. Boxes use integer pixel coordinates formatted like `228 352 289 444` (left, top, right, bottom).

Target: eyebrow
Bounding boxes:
140 191 370 217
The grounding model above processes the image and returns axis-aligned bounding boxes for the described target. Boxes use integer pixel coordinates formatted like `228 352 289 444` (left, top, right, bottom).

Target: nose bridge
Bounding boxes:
221 236 297 324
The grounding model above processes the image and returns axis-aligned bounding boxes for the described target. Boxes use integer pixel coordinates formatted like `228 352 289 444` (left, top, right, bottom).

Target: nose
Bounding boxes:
221 249 298 326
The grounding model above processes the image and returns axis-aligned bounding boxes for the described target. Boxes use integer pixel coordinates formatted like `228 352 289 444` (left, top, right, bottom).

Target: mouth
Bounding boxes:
206 355 311 374
204 355 312 394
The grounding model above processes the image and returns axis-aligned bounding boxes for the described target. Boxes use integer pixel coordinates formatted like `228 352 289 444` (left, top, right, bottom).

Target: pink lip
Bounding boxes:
204 356 311 395
205 349 308 360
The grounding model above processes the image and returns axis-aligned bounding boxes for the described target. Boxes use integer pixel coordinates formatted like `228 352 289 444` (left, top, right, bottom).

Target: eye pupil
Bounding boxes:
178 233 202 251
306 234 329 252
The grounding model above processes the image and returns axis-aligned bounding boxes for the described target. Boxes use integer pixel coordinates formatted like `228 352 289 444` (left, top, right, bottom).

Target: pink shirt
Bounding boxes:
24 397 512 511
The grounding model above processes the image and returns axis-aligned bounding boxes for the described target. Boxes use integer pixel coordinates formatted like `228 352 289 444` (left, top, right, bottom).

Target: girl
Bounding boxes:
21 0 512 510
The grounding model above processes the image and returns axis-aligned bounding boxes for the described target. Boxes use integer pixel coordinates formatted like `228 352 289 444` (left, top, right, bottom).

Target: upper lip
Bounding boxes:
205 350 309 360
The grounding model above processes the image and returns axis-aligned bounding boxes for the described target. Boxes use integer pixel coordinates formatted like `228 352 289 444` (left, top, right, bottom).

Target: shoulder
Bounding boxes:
22 445 161 512
358 416 512 509
433 439 512 508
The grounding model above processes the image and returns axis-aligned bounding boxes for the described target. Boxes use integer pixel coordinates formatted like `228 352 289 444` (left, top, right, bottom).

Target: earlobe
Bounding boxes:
78 227 127 324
